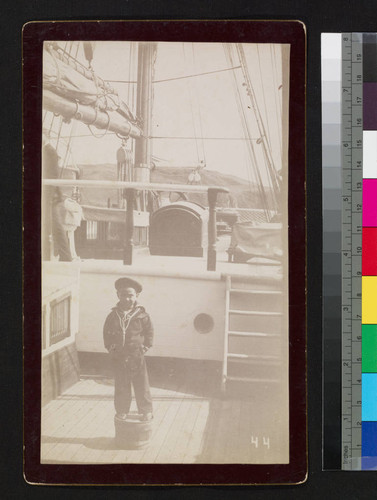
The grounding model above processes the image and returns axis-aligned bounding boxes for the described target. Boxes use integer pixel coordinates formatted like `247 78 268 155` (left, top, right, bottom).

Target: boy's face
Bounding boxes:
117 287 138 310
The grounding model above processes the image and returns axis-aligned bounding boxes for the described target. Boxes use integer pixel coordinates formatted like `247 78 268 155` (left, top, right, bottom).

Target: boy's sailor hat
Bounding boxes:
115 277 142 294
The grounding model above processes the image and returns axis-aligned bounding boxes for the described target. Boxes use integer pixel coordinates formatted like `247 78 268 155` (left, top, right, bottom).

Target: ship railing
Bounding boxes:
43 179 229 271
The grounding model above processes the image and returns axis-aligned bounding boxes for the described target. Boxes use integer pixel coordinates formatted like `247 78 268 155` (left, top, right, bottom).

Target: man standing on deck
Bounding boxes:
103 277 154 421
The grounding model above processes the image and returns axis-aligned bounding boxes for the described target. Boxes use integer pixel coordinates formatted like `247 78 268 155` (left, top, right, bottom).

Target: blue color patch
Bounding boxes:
362 422 377 470
362 373 377 421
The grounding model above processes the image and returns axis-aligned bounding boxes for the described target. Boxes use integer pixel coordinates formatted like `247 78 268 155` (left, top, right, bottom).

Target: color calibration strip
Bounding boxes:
322 33 377 471
361 33 377 471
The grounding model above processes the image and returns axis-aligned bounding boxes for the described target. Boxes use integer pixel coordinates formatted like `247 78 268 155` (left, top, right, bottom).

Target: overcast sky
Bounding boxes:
45 41 289 184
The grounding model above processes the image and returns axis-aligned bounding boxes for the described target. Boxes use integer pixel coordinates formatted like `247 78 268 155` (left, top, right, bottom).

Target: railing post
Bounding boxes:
124 188 135 265
207 188 219 271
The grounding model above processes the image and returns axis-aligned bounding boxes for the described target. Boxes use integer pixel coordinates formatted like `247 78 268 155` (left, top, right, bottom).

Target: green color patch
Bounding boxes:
362 324 377 373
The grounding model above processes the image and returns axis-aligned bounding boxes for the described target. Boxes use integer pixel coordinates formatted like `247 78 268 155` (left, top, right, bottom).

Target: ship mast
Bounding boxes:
134 42 157 210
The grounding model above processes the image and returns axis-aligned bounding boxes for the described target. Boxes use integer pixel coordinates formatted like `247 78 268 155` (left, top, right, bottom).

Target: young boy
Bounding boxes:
103 277 153 421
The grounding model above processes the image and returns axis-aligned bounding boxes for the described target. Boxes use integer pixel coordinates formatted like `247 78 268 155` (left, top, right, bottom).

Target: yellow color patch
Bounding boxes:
362 277 377 324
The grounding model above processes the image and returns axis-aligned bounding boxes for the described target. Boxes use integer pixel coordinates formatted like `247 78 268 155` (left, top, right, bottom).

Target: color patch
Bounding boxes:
362 228 377 275
361 456 377 470
361 32 377 472
363 83 377 130
362 133 377 179
362 422 377 470
362 324 377 372
362 373 377 421
363 33 377 82
362 277 377 324
322 59 342 82
363 179 377 226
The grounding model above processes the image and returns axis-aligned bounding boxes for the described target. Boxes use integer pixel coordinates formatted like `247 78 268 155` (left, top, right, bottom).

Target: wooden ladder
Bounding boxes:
221 275 283 392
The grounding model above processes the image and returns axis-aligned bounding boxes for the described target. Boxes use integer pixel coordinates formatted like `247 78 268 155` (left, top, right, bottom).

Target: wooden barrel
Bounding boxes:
114 415 153 449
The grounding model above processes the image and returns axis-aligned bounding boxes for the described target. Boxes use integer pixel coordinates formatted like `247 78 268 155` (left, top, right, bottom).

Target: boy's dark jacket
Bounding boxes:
103 303 153 358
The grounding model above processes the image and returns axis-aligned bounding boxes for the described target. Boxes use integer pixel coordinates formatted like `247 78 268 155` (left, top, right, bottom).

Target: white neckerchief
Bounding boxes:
115 306 139 345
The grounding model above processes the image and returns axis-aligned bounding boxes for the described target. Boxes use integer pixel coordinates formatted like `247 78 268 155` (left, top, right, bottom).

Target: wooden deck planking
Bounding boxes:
181 400 211 464
41 381 96 460
238 399 255 463
182 375 213 464
41 374 288 464
204 398 233 463
72 399 114 463
166 368 205 463
153 369 200 463
67 380 116 464
41 379 113 462
224 397 243 463
238 388 286 464
41 378 94 427
136 375 188 464
41 397 98 462
154 392 196 463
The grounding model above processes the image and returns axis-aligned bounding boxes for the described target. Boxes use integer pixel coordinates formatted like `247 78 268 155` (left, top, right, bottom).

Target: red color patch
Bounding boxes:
362 227 377 276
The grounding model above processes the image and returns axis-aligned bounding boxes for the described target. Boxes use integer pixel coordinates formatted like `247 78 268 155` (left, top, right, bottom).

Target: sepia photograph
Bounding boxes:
40 38 290 466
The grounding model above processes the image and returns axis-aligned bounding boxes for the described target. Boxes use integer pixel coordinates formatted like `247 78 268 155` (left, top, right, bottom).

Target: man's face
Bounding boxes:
117 287 138 310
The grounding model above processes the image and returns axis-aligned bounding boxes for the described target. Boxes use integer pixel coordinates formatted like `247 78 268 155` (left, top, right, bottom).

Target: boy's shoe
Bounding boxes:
116 413 127 420
140 413 153 422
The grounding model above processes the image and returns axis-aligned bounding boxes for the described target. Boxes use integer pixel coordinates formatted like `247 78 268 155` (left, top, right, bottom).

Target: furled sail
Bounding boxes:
42 43 142 138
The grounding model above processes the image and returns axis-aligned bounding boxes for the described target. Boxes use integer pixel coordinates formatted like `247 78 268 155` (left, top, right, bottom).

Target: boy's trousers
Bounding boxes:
113 354 152 415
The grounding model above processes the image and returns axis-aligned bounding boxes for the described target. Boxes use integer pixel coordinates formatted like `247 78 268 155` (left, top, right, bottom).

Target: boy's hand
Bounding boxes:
142 345 149 354
108 344 116 352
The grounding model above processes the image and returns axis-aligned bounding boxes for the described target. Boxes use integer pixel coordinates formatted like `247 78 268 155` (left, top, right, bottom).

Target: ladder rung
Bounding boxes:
229 289 282 295
227 358 281 365
225 375 280 383
228 331 279 337
227 353 279 360
229 309 282 316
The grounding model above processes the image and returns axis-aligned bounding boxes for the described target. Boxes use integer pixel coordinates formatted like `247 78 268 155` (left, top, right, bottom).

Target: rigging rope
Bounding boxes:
270 45 283 159
127 41 132 113
236 43 280 212
55 116 64 151
223 43 271 220
191 43 206 167
182 43 201 166
153 65 242 83
256 45 273 160
61 119 78 172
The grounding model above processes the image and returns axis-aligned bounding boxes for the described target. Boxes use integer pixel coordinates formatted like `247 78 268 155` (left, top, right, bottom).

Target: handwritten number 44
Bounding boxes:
250 436 270 449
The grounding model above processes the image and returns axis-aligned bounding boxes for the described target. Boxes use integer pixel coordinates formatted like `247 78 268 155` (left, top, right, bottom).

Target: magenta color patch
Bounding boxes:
363 179 377 227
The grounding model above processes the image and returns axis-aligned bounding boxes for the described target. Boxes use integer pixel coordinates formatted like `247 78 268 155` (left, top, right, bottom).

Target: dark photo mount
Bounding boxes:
23 19 306 486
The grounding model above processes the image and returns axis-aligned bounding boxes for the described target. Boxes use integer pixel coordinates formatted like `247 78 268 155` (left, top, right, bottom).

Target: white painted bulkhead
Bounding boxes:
77 260 226 361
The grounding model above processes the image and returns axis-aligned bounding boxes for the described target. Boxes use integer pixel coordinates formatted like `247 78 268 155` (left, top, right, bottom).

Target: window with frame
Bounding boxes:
50 294 71 345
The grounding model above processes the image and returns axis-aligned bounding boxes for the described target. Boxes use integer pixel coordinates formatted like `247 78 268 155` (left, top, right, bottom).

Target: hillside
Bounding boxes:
76 164 273 209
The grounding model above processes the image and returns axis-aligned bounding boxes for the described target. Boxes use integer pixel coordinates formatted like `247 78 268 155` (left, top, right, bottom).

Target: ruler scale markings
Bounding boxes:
341 33 363 470
350 37 363 476
341 33 352 470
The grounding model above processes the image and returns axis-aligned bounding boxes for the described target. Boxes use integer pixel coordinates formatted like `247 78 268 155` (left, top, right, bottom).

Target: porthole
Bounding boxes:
193 313 214 334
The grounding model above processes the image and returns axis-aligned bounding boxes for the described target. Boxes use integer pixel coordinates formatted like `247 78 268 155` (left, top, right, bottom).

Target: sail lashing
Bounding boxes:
42 42 142 139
